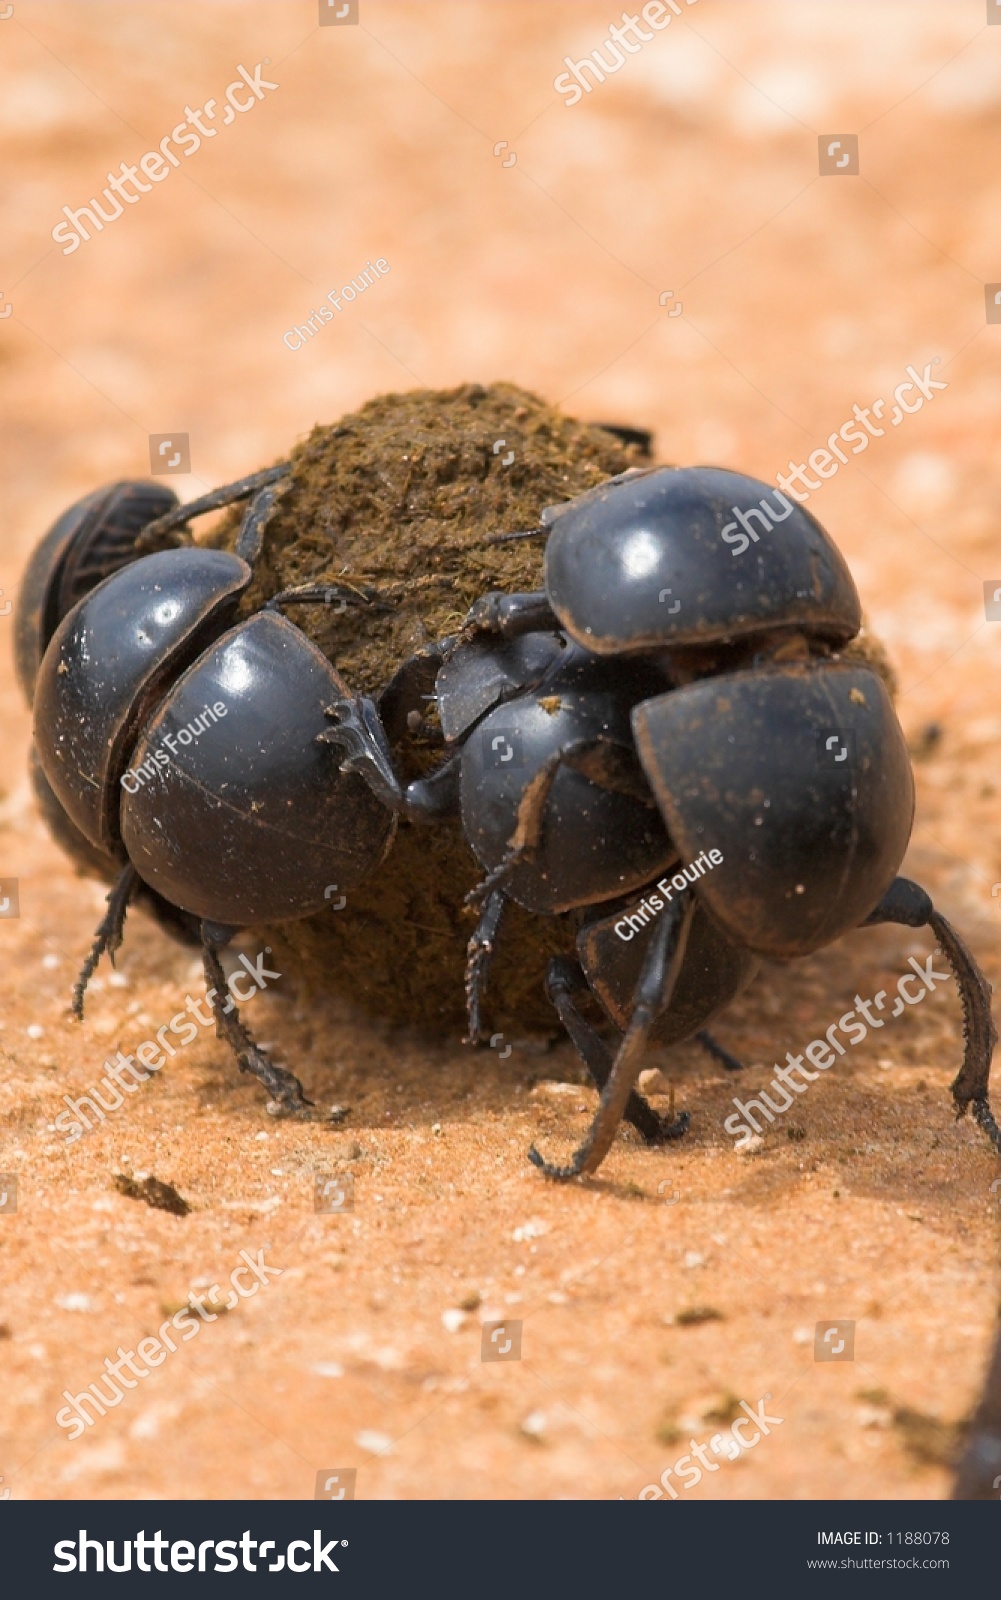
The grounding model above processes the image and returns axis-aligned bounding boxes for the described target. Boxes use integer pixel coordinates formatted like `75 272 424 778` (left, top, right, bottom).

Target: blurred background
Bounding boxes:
1 0 1000 1503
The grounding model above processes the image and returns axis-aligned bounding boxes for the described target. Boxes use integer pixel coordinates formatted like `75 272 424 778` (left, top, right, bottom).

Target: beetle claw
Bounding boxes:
243 1052 313 1114
527 1143 590 1181
320 696 403 810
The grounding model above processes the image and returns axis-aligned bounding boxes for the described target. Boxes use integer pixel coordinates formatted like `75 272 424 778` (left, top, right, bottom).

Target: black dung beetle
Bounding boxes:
24 463 397 1114
323 463 999 1180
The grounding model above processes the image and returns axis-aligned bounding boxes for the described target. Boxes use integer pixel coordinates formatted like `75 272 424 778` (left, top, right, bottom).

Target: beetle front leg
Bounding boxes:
320 699 462 823
135 463 291 553
319 695 405 810
234 481 284 565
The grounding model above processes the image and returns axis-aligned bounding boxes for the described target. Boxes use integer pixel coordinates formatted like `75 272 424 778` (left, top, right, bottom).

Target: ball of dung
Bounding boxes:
209 382 648 1033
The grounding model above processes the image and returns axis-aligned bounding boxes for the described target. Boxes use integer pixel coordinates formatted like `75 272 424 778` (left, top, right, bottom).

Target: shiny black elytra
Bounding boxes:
15 480 205 950
18 455 999 1176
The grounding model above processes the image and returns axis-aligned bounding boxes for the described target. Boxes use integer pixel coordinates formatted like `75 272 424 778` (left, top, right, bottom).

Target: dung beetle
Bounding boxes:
24 463 398 1113
325 464 999 1179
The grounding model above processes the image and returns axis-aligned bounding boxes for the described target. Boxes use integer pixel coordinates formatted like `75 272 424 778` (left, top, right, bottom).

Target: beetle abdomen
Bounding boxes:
460 662 675 916
120 611 397 925
631 662 914 957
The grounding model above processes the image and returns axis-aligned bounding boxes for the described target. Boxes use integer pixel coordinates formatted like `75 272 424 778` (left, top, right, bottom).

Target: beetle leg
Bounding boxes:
482 526 547 547
234 482 284 564
135 463 291 553
265 582 395 615
593 423 654 458
529 894 696 1180
72 863 140 1019
543 956 686 1143
200 927 312 1116
459 590 560 643
404 751 462 822
696 1029 745 1072
321 697 462 822
463 889 506 1045
864 876 1000 1153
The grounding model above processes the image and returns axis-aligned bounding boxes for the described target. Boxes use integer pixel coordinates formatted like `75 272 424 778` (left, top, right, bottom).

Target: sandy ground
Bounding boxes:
2 0 1001 1502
